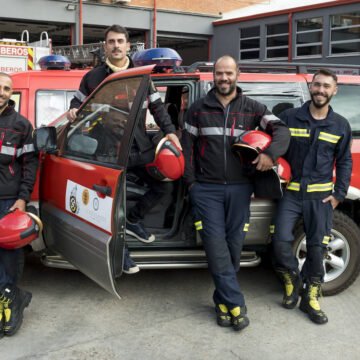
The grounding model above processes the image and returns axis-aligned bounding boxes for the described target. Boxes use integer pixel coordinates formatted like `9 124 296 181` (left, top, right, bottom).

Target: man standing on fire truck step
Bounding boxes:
67 24 181 274
0 72 38 336
182 55 290 331
272 69 352 324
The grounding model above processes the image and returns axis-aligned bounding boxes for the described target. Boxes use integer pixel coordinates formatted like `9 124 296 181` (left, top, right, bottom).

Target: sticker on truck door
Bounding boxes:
65 180 113 232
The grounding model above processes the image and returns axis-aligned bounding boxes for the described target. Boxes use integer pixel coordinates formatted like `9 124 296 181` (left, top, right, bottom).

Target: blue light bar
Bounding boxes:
132 48 182 69
38 55 71 70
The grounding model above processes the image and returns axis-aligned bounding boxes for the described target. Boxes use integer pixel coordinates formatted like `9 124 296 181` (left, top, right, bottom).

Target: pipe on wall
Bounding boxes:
153 0 157 48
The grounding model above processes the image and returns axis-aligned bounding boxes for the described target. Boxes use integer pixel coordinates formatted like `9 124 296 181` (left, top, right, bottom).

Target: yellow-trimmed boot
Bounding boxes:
276 269 302 309
0 285 32 336
229 306 249 331
299 281 328 325
215 304 232 327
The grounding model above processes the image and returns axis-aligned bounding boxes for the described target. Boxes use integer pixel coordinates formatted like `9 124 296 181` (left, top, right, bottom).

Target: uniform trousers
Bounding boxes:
190 182 253 308
0 199 23 290
272 191 333 282
127 166 172 223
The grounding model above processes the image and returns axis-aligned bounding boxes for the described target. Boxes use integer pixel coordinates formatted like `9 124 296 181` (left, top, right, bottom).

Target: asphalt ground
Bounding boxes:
3 254 360 360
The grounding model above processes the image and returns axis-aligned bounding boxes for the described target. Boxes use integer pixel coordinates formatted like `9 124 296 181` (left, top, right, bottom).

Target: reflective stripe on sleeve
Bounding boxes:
184 122 199 136
142 100 149 109
260 114 279 129
1 144 35 157
0 145 16 156
75 90 86 103
269 224 275 234
243 223 250 232
17 144 35 157
149 92 161 103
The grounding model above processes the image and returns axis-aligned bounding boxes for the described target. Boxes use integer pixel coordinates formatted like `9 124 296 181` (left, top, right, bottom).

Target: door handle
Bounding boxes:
92 184 112 196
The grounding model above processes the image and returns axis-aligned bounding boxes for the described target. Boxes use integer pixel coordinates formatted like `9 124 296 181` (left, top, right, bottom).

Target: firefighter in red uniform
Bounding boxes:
67 25 181 274
0 72 38 336
272 69 352 324
182 56 290 331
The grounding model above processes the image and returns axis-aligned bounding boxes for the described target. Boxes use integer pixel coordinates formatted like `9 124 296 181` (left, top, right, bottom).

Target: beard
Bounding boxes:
215 80 237 96
310 92 333 109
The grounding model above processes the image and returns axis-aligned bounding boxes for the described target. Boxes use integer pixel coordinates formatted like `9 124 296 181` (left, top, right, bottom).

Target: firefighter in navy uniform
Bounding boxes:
272 69 352 324
182 56 290 331
67 24 180 274
0 72 38 336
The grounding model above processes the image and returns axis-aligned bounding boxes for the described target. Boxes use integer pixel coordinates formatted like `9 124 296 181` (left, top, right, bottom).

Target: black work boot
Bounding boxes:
229 306 249 331
215 304 232 327
276 269 302 309
0 285 32 336
299 281 328 325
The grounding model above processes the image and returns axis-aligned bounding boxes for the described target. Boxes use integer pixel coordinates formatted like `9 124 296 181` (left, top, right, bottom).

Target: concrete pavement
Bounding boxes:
3 254 360 360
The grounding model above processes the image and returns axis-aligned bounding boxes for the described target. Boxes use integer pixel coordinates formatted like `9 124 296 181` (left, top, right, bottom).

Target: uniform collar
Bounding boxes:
204 86 243 108
296 100 336 125
0 99 15 117
105 55 134 74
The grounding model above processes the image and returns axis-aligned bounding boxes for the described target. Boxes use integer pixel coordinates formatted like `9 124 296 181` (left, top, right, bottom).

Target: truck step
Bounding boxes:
41 250 261 270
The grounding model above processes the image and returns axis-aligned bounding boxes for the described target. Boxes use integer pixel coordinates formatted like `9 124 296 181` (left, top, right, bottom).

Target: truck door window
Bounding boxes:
64 76 142 165
331 84 360 134
145 84 188 132
10 92 21 113
240 82 305 114
204 81 306 113
36 90 76 127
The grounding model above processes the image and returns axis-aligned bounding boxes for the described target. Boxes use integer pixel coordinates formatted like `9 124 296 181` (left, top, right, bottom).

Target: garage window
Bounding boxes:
295 17 323 58
330 12 360 56
239 26 260 60
266 22 289 59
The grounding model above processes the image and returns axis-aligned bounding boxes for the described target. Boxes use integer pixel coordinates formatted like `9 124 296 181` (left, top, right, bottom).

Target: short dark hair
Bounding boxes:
312 68 338 84
104 25 129 42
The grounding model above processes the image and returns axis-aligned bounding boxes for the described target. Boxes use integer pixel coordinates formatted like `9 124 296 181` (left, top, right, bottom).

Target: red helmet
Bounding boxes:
0 210 43 249
276 157 291 184
232 130 272 163
146 138 185 181
232 130 291 199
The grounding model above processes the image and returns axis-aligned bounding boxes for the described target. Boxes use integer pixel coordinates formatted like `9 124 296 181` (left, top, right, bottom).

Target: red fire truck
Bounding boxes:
8 52 360 299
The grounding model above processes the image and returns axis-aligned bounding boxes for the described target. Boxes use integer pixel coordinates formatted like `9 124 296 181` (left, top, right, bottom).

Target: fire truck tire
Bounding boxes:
293 210 360 296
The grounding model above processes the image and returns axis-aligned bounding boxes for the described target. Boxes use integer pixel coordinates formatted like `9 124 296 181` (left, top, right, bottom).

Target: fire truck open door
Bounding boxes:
38 66 153 299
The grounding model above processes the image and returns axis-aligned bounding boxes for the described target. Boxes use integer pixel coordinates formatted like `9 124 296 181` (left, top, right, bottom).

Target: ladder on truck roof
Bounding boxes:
0 30 51 72
53 42 145 68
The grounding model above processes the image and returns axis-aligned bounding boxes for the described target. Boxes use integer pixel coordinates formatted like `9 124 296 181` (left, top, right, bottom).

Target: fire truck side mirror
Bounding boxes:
34 126 57 153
